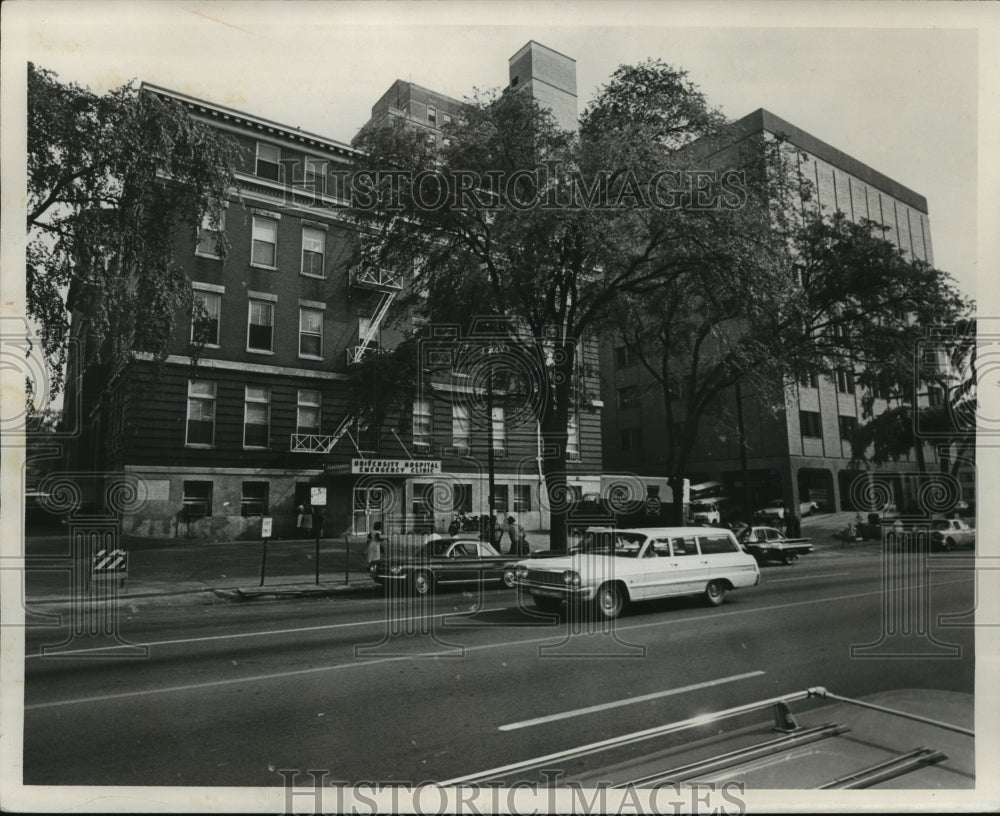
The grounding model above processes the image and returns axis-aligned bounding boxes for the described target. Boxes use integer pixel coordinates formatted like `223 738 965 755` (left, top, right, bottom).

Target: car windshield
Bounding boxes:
691 503 715 512
931 520 952 531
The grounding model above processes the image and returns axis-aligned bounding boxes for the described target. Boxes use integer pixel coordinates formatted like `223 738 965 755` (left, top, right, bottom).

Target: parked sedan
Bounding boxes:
754 499 818 520
739 526 813 565
371 538 515 595
929 518 975 550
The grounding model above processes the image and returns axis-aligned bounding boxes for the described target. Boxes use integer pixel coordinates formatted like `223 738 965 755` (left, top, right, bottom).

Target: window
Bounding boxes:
358 315 379 350
182 481 213 517
186 380 216 445
299 307 324 358
615 345 637 368
698 534 739 554
413 399 432 450
297 389 321 435
251 216 278 267
196 207 225 257
241 482 269 516
566 414 580 461
835 369 855 394
247 300 274 352
452 404 470 450
620 427 643 451
301 226 325 277
492 406 506 454
839 415 857 440
191 290 220 346
255 142 281 181
513 484 531 512
617 386 640 410
453 482 473 514
800 410 822 438
493 484 509 513
670 536 699 556
427 106 437 126
442 112 453 125
798 371 818 389
244 386 270 447
927 385 944 408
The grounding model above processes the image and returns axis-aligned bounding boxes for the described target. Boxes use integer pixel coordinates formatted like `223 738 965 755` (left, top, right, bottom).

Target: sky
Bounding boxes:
4 0 994 303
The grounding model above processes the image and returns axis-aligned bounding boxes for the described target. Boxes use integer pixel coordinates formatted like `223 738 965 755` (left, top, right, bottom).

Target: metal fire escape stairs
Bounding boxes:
289 266 401 455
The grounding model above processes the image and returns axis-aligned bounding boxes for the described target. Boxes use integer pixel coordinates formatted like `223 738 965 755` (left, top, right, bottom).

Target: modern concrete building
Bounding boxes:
600 108 946 517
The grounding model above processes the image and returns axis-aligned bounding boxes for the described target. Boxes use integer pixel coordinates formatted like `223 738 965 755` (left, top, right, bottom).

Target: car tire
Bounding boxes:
533 595 562 613
502 567 517 589
783 553 799 565
593 583 625 620
945 537 956 551
412 571 433 596
704 580 727 606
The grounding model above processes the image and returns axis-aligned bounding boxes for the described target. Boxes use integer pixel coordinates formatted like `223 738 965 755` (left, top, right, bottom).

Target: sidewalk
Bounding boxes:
19 521 880 608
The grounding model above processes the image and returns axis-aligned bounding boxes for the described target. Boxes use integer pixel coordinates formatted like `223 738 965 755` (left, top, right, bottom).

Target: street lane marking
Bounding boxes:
24 577 972 710
21 566 886 658
767 572 850 583
24 606 511 659
497 671 765 731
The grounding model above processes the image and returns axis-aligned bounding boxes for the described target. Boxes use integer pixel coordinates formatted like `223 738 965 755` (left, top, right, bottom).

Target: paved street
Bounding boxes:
21 550 975 787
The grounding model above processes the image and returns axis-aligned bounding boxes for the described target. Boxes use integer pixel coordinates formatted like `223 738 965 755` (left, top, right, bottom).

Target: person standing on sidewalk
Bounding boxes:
296 505 312 539
366 522 383 576
506 515 529 556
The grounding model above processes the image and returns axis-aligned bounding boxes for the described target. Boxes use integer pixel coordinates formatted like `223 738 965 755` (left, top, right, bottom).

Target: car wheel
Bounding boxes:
502 567 517 589
412 571 433 596
945 537 956 551
783 553 799 565
533 595 562 613
704 580 727 606
594 583 625 620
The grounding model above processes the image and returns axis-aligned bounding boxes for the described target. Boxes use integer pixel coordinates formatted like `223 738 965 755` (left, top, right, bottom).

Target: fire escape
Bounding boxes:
289 265 402 454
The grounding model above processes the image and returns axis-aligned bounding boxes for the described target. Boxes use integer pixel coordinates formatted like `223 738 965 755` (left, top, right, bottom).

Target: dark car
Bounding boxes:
372 537 515 595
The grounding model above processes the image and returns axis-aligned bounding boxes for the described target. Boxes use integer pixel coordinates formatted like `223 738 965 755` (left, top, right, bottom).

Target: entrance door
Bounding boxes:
352 486 385 535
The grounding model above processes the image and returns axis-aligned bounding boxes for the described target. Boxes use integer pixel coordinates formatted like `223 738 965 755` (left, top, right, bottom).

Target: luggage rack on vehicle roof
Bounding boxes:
443 686 973 790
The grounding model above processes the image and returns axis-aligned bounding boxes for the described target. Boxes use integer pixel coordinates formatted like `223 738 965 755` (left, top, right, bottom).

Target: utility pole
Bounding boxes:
734 380 751 522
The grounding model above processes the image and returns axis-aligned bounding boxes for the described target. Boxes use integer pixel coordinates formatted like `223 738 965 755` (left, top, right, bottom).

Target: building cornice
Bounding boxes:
141 82 360 160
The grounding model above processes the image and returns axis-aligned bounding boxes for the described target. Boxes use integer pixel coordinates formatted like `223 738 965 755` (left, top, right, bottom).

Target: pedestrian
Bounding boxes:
786 512 801 539
296 504 312 539
366 523 383 575
506 515 528 556
494 513 509 553
311 506 326 540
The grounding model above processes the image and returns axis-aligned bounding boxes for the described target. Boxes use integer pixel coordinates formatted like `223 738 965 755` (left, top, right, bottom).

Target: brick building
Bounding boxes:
62 81 602 542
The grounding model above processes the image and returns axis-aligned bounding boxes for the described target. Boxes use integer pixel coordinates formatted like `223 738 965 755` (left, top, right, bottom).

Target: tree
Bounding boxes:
611 208 971 518
27 63 239 395
849 316 976 479
350 60 754 551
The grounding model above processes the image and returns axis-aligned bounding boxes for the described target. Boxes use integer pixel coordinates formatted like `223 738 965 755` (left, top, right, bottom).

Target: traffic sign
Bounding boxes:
261 517 273 538
91 548 128 585
645 497 661 516
311 487 327 506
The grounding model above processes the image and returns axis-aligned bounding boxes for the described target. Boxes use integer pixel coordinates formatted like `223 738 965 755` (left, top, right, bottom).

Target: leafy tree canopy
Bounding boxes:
27 63 238 394
349 60 782 548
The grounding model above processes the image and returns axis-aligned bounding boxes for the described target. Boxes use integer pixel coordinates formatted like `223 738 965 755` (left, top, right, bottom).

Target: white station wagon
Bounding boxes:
514 527 760 619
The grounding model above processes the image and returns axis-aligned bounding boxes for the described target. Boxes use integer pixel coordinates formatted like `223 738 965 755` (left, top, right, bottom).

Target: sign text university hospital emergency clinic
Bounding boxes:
351 459 443 476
